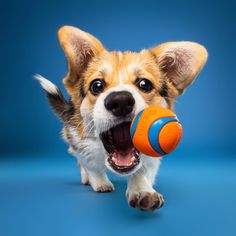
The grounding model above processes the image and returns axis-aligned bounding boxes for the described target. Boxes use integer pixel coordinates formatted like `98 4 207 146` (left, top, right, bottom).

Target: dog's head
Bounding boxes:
41 26 207 175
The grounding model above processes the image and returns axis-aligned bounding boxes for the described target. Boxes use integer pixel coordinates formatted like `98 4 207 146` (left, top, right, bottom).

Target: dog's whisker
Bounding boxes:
82 119 95 133
85 124 95 137
81 124 95 137
77 119 95 138
74 117 88 130
84 119 95 130
75 114 94 131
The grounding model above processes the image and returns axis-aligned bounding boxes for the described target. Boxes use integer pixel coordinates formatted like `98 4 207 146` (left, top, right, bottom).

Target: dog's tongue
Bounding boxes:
111 122 134 166
112 150 134 166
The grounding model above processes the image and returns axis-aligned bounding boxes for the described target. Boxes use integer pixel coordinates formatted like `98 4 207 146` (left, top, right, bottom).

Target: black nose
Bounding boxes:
104 91 135 117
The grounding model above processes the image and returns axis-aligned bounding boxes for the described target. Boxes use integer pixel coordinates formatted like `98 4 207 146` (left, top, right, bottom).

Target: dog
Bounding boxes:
36 26 207 211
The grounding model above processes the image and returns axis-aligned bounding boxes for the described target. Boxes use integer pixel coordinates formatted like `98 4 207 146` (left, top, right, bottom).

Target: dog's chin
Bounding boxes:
99 122 142 175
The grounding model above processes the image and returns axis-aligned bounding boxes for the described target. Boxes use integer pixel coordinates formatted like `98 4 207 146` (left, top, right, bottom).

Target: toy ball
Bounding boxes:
130 106 182 157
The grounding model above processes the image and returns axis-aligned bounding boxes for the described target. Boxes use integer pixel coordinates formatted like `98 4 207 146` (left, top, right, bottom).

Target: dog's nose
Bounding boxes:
104 91 135 117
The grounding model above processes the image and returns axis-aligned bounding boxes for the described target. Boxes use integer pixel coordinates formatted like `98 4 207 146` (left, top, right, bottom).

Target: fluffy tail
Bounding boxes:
35 74 74 121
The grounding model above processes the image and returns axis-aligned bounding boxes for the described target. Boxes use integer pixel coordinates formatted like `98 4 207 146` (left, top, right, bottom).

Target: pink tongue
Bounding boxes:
112 150 133 166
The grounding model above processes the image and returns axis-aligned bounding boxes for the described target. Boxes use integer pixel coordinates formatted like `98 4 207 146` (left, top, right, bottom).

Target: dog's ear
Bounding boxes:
150 42 208 95
58 26 105 87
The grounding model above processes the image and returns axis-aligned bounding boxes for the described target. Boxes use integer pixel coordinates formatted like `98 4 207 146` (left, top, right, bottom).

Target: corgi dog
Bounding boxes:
36 26 207 211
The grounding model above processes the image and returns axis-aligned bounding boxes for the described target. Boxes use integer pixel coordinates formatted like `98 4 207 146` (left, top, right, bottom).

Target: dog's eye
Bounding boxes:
90 79 105 95
136 78 153 93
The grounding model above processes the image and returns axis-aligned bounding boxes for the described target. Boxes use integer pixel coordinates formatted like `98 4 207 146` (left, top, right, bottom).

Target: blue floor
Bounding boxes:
0 150 236 236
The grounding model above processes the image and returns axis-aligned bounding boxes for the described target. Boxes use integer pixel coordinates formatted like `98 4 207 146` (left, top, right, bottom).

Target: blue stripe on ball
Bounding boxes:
148 117 178 156
130 110 144 138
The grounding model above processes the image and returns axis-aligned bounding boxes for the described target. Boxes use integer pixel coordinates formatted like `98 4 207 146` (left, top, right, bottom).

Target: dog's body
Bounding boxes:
37 26 207 211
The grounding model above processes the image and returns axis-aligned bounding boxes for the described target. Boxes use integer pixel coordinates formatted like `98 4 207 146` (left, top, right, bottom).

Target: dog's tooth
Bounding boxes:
131 156 135 161
112 157 116 162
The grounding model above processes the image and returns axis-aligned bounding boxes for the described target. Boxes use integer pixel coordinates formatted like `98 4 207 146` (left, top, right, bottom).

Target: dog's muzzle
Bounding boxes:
99 91 140 174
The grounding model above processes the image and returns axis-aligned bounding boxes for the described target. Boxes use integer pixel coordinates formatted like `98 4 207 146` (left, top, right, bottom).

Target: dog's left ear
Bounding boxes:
150 42 208 95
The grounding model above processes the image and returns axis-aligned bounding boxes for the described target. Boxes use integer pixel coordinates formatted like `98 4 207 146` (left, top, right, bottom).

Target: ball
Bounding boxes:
130 106 182 157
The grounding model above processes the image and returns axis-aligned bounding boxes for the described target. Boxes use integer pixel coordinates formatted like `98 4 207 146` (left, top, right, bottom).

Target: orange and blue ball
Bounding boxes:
130 106 182 157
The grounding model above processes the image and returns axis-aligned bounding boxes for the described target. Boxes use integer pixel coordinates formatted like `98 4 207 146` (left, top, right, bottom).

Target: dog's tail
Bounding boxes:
35 74 74 121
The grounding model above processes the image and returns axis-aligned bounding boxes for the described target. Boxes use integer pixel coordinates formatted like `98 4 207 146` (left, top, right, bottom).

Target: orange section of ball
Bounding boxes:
131 106 175 157
140 106 176 121
158 121 182 154
131 105 182 157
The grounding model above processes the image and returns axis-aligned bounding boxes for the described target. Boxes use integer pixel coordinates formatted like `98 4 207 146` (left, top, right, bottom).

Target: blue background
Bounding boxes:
0 0 236 235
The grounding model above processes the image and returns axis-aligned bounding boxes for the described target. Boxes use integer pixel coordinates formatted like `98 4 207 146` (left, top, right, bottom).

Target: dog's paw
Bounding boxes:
89 176 115 192
94 183 115 192
127 190 164 211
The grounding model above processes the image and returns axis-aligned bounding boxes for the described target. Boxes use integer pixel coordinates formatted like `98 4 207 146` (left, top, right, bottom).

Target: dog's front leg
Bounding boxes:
78 155 114 192
77 155 115 192
76 139 114 193
126 158 164 211
85 167 114 193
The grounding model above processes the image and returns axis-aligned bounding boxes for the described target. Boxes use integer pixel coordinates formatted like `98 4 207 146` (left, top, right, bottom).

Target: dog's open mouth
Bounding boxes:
99 122 140 174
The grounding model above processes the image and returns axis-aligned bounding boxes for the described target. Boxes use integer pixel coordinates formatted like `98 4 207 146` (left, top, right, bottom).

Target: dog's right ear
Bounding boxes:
58 26 105 87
